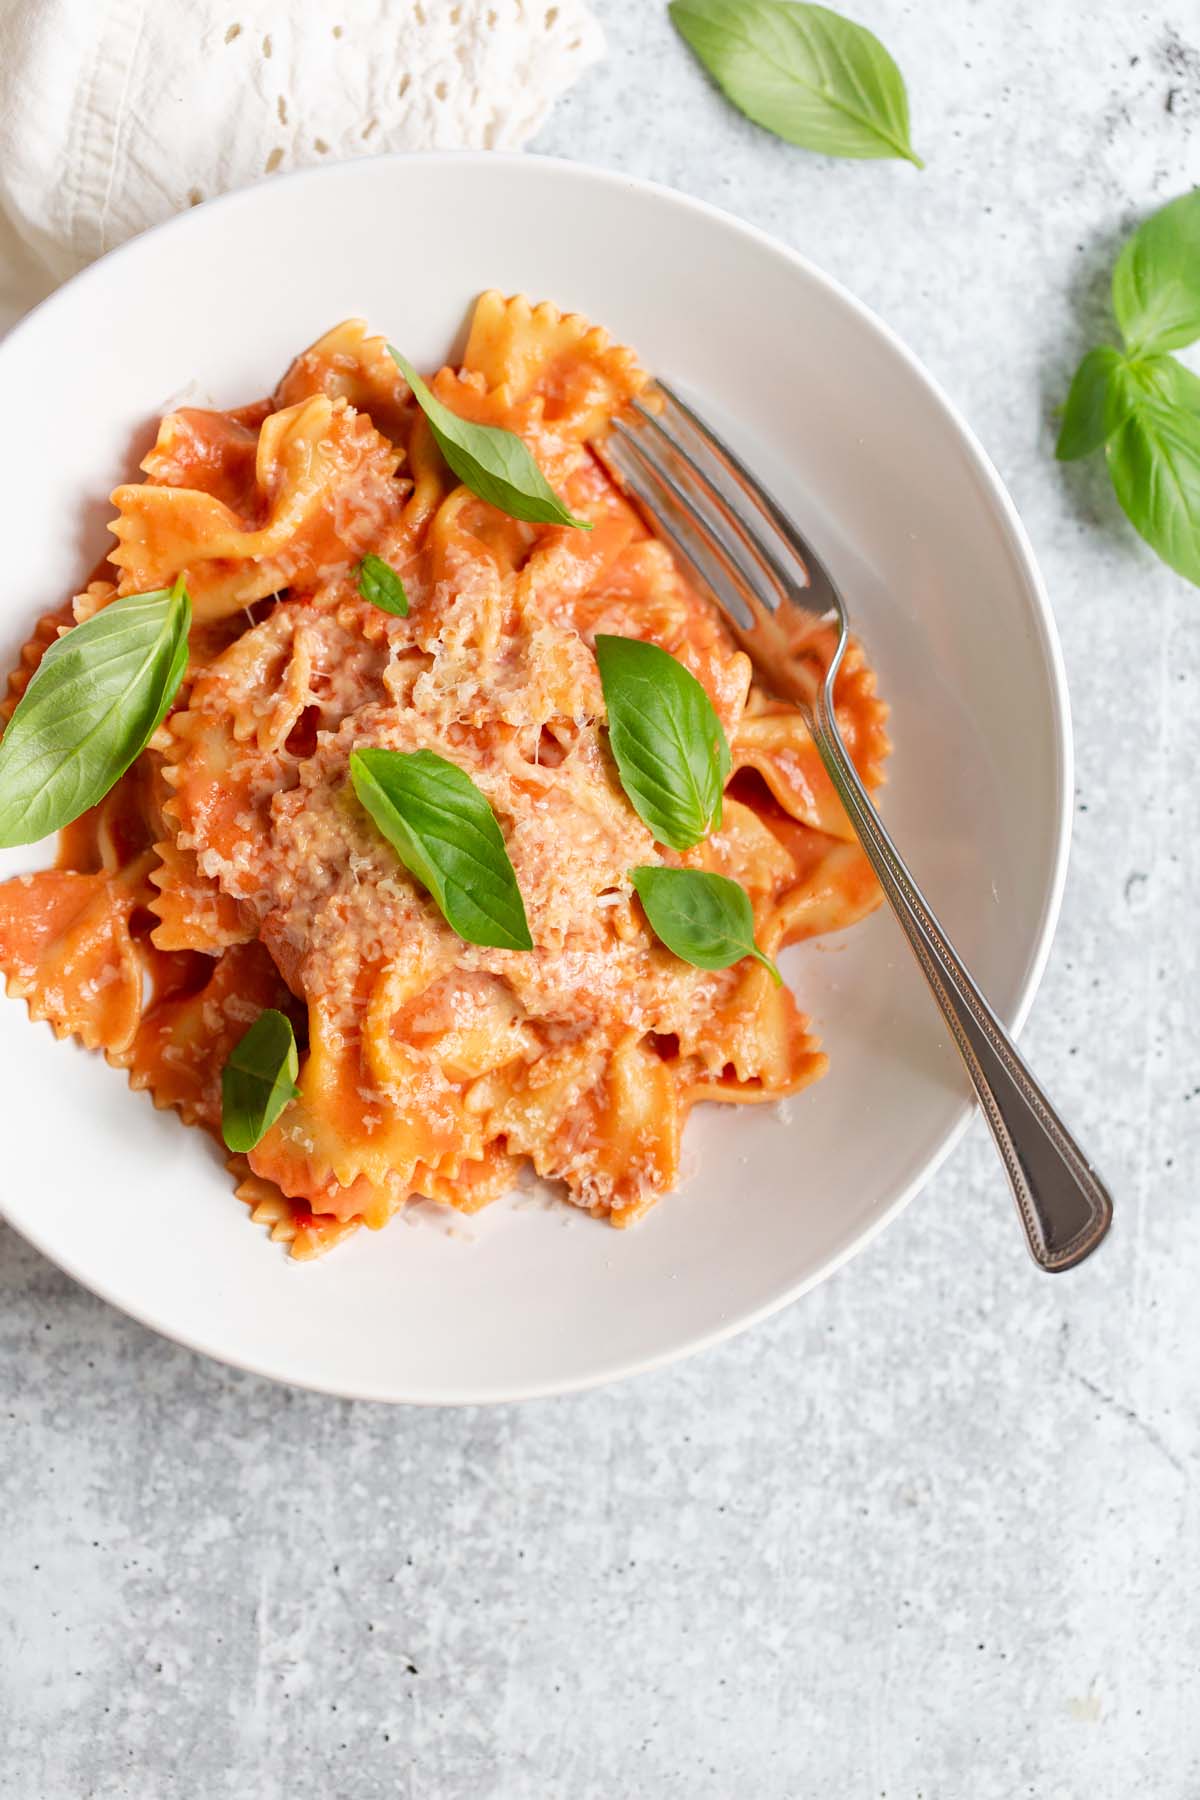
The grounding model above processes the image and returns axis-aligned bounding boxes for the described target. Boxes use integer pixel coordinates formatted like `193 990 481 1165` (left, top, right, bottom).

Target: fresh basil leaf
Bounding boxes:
221 1009 301 1153
1106 397 1200 586
0 577 191 848
350 746 532 951
1055 347 1126 461
595 634 731 852
631 865 781 984
357 553 409 616
669 0 922 167
1125 352 1200 413
387 348 590 530
1112 189 1200 356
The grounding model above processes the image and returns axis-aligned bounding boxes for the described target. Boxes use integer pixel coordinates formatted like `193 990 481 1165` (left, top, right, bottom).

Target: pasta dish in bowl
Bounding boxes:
0 153 1070 1399
0 292 889 1257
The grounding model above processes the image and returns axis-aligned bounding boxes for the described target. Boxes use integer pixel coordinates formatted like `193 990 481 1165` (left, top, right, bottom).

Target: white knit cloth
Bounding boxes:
0 0 603 329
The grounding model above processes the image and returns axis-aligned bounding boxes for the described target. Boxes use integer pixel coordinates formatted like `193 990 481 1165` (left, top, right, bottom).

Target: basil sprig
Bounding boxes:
595 634 731 852
357 553 409 616
349 746 533 951
388 348 590 530
670 0 922 168
221 1010 301 1153
631 866 781 984
1057 189 1200 585
0 577 191 847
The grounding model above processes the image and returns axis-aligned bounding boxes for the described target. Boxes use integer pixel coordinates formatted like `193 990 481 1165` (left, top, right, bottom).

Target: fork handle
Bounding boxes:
810 696 1113 1272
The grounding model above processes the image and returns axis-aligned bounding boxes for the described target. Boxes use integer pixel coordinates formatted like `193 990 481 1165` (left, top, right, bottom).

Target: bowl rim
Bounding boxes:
0 149 1072 1402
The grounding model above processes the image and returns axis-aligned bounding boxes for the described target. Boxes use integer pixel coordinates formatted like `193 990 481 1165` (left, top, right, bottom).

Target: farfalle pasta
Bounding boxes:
0 293 890 1257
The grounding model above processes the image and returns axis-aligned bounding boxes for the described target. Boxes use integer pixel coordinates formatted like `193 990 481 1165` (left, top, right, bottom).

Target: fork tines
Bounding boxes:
598 380 838 634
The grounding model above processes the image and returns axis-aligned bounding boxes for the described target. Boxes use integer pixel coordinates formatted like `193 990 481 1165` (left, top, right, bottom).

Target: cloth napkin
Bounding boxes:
0 0 604 331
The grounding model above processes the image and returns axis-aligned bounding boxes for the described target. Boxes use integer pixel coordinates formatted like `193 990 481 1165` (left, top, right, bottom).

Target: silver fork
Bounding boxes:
598 384 1113 1273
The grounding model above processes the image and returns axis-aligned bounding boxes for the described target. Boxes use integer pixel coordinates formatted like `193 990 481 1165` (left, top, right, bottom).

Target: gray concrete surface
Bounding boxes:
2 3 1198 1794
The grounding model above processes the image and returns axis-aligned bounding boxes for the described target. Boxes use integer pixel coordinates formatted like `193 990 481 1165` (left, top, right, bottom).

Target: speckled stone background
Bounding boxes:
2 3 1198 1795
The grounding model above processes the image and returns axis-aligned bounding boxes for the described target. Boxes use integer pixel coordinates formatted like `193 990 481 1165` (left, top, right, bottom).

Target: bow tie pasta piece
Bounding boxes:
682 960 828 1104
767 839 886 947
247 972 485 1204
158 596 393 914
733 635 891 842
109 396 405 622
0 857 158 1056
275 319 414 445
140 408 264 515
468 1029 682 1223
413 1142 523 1217
149 837 257 954
229 1155 365 1258
459 290 650 442
124 941 297 1130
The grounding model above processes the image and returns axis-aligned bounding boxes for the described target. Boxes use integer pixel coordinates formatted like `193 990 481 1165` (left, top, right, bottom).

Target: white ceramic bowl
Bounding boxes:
0 153 1070 1402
